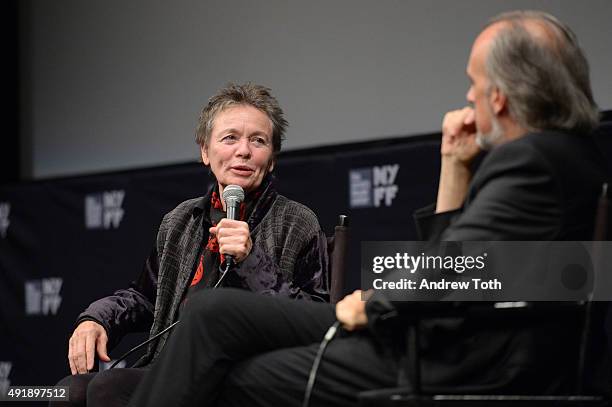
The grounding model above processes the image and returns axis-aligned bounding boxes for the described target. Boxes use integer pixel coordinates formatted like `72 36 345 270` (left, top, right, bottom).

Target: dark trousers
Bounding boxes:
128 288 400 407
50 367 147 407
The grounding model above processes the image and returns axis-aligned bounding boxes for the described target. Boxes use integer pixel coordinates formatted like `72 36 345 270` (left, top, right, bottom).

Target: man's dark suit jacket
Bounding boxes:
367 129 608 393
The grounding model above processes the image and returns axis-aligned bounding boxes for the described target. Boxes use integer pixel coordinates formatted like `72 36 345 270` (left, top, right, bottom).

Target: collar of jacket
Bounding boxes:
191 174 279 231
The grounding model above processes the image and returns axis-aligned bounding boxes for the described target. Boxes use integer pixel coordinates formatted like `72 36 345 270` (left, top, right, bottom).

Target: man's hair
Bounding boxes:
484 10 599 134
195 83 288 153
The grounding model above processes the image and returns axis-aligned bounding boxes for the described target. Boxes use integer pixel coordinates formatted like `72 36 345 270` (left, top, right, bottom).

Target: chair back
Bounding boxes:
328 215 349 304
576 182 609 394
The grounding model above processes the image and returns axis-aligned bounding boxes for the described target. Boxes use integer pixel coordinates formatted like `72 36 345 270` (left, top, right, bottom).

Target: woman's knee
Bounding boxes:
183 288 250 324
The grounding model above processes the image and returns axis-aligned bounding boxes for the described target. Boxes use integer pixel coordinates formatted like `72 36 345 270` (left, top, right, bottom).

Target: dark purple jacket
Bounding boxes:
78 180 328 366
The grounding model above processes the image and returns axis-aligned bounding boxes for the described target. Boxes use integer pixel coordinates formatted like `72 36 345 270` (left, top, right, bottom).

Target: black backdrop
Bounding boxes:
1 119 611 396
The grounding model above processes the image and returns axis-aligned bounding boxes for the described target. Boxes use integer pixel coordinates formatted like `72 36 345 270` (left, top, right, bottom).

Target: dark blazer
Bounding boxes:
367 130 607 393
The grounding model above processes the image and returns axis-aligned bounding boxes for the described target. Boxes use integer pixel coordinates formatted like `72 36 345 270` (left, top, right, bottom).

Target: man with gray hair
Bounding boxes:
128 11 607 406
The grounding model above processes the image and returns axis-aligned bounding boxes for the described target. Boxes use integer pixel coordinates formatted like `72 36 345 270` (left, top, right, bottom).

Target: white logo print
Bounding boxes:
0 362 11 396
0 203 10 238
25 278 63 316
349 164 399 208
85 190 125 229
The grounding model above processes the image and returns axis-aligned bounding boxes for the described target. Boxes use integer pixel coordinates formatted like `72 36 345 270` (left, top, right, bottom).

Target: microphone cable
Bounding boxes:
109 320 179 369
109 260 232 370
302 321 341 407
214 258 232 288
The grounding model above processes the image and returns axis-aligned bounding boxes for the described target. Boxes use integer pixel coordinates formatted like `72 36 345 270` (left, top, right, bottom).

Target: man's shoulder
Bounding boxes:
501 129 595 156
488 130 559 160
481 130 601 174
468 129 605 208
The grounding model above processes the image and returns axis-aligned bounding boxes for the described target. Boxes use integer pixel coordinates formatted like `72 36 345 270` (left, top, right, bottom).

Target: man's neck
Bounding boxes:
498 117 528 145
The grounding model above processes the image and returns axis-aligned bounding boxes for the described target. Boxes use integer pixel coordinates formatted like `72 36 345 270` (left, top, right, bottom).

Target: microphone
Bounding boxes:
221 184 245 268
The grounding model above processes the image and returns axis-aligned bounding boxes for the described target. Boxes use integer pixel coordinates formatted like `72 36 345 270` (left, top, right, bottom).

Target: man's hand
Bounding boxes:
335 290 372 331
68 320 110 375
436 107 481 213
210 219 252 263
441 106 480 164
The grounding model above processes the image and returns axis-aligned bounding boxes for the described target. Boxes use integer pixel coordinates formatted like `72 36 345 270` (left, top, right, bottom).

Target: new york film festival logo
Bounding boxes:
85 190 125 230
349 164 399 208
24 277 63 316
0 202 10 238
0 362 11 397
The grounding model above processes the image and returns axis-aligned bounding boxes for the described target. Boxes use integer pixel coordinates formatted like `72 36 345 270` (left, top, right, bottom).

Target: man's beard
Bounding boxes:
475 102 505 150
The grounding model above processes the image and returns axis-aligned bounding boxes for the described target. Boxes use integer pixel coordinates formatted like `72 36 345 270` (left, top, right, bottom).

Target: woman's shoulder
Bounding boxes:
160 197 204 226
266 195 321 231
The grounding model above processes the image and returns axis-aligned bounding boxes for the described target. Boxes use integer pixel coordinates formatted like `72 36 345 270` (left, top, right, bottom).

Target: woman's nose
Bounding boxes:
235 138 251 157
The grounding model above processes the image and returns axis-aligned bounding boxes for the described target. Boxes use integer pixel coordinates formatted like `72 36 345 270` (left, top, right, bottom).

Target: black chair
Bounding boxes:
328 215 350 304
358 184 610 406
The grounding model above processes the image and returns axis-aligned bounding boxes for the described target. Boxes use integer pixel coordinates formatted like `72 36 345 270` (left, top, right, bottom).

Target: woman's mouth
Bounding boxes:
230 166 254 176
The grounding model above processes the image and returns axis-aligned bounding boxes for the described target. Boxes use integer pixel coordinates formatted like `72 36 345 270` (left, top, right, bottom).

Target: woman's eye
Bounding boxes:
252 137 267 145
222 135 237 142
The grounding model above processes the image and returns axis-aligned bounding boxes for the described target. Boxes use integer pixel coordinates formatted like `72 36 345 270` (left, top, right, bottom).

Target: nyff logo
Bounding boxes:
0 362 11 396
25 278 63 316
85 190 125 230
0 202 10 238
350 164 399 208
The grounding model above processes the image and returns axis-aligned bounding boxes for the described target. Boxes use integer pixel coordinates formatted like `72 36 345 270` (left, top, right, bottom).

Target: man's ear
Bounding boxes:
489 86 507 115
200 145 210 166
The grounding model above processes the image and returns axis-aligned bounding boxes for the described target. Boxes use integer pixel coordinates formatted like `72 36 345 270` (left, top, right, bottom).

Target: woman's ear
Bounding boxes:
200 144 210 166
